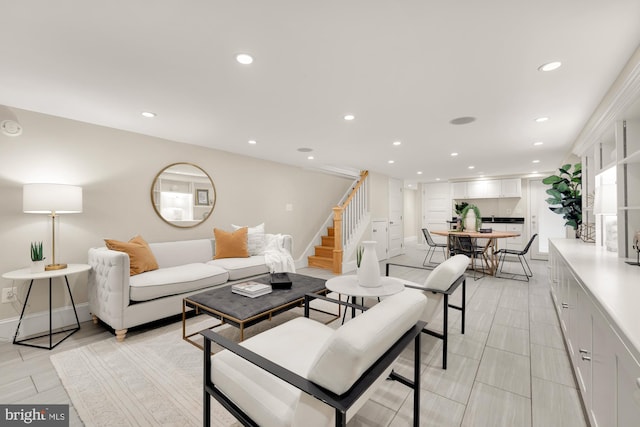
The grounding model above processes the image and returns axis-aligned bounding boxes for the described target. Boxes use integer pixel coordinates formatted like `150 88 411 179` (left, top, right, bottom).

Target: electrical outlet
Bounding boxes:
2 287 17 303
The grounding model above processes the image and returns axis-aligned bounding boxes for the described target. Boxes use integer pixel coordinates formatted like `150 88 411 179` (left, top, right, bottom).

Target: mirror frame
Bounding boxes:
150 162 216 228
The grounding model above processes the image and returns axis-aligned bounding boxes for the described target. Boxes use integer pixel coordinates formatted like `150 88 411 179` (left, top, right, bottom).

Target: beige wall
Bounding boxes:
369 172 389 221
403 188 418 239
0 107 352 323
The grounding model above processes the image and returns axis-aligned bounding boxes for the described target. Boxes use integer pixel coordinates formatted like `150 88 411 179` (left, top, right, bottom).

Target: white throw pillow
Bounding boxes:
232 223 266 256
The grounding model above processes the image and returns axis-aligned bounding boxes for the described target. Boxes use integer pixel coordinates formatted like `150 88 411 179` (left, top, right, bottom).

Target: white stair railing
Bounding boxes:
332 171 369 273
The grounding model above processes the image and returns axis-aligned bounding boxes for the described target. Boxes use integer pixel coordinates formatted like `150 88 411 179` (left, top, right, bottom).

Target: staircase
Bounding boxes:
308 226 336 270
307 171 370 274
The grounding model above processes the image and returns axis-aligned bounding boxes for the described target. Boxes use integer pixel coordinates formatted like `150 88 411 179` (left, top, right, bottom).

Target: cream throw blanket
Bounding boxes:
264 233 296 273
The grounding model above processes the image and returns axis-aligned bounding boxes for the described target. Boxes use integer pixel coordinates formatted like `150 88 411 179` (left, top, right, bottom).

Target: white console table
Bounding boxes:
549 239 640 426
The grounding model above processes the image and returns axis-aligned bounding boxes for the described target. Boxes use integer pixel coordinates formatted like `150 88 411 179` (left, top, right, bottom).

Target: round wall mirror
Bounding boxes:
151 163 216 228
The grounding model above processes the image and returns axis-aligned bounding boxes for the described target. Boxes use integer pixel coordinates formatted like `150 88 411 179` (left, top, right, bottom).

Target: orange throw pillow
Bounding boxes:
214 227 249 259
105 235 159 276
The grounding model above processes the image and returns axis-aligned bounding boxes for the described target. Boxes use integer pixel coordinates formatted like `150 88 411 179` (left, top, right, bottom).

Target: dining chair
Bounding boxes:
495 234 538 281
451 234 486 280
422 228 447 266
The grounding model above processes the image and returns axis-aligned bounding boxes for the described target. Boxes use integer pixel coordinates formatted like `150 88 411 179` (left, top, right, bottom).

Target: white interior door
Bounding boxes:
372 220 388 261
422 182 451 245
529 179 566 260
388 178 404 257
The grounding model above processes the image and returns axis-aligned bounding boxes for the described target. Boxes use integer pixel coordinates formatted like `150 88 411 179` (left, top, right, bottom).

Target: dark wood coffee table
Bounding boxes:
182 273 329 349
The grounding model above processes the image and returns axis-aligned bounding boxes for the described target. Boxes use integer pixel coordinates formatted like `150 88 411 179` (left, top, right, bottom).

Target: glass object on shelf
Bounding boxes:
151 163 216 228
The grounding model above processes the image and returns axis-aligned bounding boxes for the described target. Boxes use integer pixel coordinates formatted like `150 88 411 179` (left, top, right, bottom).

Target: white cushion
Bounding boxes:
208 256 269 280
415 254 469 322
148 239 214 268
423 254 469 291
129 263 228 301
212 317 334 427
307 289 427 395
232 223 266 256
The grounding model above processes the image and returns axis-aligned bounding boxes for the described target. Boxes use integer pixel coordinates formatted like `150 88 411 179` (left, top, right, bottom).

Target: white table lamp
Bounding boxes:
23 183 83 270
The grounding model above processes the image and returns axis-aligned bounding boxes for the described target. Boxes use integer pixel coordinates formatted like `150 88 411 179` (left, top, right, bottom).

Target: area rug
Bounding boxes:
50 309 333 426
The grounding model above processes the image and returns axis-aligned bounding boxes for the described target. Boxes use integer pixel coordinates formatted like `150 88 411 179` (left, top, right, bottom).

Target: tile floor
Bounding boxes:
0 243 589 426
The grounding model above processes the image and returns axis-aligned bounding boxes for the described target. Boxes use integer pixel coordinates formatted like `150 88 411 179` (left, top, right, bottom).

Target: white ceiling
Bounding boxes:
1 1 640 184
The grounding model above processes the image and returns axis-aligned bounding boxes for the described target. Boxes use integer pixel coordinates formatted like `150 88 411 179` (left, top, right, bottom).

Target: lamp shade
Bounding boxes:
23 184 83 214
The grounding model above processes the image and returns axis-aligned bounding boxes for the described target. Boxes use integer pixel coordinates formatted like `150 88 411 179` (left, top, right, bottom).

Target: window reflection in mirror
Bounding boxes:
151 163 216 228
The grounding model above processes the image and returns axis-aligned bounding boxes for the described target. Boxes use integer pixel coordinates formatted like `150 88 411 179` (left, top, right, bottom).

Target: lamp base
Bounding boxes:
45 263 67 271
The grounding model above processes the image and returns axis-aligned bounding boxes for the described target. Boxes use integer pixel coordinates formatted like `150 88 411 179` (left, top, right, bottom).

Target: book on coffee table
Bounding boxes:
231 281 272 298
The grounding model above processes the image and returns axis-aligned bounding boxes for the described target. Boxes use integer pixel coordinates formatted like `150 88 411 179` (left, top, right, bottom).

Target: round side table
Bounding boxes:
2 264 91 350
325 275 417 323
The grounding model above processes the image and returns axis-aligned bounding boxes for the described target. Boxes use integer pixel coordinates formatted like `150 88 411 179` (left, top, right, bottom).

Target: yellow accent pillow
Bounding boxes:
104 235 159 276
214 227 249 259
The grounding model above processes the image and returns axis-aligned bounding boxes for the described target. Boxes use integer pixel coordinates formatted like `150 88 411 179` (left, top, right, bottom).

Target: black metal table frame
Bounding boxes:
13 275 81 350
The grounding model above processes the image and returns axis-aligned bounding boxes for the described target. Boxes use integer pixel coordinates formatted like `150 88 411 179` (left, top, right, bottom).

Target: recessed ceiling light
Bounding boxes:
417 171 423 175
1 119 22 136
535 117 549 123
388 160 395 164
449 116 476 125
307 156 314 160
236 53 253 65
533 141 544 146
532 160 540 163
538 61 562 72
532 171 539 174
393 141 401 146
343 114 355 121
436 178 441 181
248 140 257 145
141 111 156 118
451 152 459 157
468 166 475 169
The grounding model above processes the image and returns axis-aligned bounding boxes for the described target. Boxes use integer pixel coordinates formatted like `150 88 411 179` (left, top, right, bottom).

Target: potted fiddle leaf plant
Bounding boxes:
543 163 582 236
30 241 46 273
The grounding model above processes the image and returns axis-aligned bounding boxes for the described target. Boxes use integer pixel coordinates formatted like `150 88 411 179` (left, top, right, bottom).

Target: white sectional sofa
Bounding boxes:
87 235 293 341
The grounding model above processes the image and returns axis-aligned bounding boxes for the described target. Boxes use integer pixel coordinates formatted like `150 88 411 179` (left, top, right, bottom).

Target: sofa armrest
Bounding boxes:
87 247 131 330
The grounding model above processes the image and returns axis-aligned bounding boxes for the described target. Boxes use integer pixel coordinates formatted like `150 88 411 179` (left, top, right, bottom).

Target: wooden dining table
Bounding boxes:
431 229 521 276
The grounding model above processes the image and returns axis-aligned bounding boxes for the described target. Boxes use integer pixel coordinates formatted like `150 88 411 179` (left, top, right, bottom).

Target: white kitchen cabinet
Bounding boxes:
451 182 467 199
505 223 525 251
466 180 485 198
550 239 640 427
500 178 522 197
451 179 521 199
615 339 640 426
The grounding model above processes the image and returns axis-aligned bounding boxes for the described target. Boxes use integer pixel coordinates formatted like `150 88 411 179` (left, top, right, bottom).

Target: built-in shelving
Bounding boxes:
618 149 640 164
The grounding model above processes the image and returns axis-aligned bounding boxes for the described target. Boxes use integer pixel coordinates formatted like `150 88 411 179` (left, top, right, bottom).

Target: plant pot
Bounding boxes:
356 241 381 288
30 260 45 273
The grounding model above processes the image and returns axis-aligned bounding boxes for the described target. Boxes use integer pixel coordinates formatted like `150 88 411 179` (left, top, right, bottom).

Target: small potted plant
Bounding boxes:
30 241 46 273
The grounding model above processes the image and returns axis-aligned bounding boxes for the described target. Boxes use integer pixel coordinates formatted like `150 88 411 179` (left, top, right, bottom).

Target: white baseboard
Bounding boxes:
0 302 91 342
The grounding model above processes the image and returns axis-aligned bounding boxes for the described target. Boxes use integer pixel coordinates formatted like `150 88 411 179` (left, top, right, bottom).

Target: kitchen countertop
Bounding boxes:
481 217 524 223
448 217 524 224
